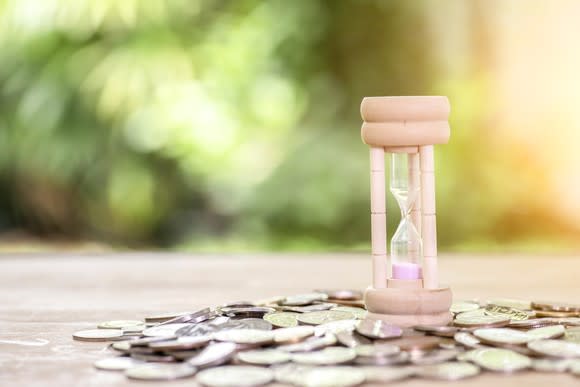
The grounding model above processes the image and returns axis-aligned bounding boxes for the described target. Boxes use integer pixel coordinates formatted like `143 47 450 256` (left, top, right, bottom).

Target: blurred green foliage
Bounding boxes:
0 0 576 251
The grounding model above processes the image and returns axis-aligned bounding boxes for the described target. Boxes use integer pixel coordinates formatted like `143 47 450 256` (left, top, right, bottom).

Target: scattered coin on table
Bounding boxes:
72 290 580 384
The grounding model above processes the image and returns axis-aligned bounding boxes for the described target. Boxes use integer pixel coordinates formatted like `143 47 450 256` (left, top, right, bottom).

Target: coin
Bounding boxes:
273 326 315 344
297 310 355 326
336 330 371 348
454 332 484 349
356 319 402 340
411 349 459 365
214 329 274 345
527 325 566 340
570 359 580 375
485 304 529 321
94 356 143 371
471 348 532 372
487 299 532 311
532 301 580 313
129 336 175 347
331 306 367 319
149 336 212 351
355 343 400 358
565 327 580 343
532 358 572 372
130 353 175 363
450 301 480 314
282 293 328 306
383 336 441 352
292 346 357 365
278 333 337 352
196 365 273 387
455 309 487 320
283 303 338 313
73 329 124 342
414 325 459 337
315 289 363 301
125 364 196 380
418 361 480 380
220 307 276 318
142 323 190 337
237 349 291 365
528 339 580 358
294 366 365 387
145 312 195 323
508 318 556 329
264 312 299 328
454 315 510 328
98 320 144 330
474 328 534 345
362 366 415 383
535 310 580 318
188 342 237 368
236 318 273 331
354 351 409 366
315 319 359 336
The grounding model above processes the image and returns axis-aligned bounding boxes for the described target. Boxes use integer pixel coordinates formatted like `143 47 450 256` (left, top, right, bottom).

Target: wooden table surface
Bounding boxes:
1 252 579 386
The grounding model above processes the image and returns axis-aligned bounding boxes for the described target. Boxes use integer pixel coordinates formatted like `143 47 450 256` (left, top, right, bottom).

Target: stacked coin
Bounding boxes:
73 293 580 386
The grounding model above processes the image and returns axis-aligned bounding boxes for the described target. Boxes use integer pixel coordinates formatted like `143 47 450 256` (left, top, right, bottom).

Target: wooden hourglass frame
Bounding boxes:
361 96 452 327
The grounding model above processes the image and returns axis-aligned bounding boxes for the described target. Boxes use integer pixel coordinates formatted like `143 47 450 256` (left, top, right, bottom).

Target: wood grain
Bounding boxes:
0 253 579 386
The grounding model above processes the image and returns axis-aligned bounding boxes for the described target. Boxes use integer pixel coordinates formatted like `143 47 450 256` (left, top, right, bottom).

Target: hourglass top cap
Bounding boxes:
361 96 450 147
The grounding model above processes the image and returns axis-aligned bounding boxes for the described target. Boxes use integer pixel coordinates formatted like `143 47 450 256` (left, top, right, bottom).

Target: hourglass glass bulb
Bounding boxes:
390 153 423 280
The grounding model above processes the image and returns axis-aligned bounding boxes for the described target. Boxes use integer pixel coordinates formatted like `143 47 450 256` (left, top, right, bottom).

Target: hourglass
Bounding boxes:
361 96 452 327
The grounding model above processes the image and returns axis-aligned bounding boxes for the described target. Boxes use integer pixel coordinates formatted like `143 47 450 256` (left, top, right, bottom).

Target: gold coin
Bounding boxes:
531 301 580 313
454 315 510 328
297 310 355 326
485 304 529 321
263 312 299 328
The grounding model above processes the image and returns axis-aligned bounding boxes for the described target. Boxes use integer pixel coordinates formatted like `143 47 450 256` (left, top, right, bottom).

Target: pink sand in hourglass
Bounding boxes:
392 262 422 280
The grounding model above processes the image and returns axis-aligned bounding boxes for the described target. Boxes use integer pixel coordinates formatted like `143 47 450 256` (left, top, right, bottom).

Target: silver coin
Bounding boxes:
282 293 328 306
236 318 272 331
454 315 510 328
94 356 143 371
362 366 415 383
98 320 144 330
411 349 459 365
142 323 190 337
169 349 204 360
278 333 337 353
455 309 487 320
149 335 212 351
336 330 371 348
73 329 124 342
487 298 532 311
294 366 365 387
355 343 400 358
188 342 237 368
532 358 572 372
125 364 196 380
315 320 359 336
237 349 291 365
527 325 566 340
474 328 534 345
528 339 580 358
145 311 196 323
471 348 532 372
297 310 355 326
283 303 338 313
414 325 458 338
110 340 133 353
565 327 580 343
418 361 480 380
159 308 214 326
214 329 274 345
291 346 356 365
273 326 315 344
220 307 276 318
354 351 409 366
264 312 299 328
454 332 484 349
356 319 403 340
273 364 315 385
331 306 367 320
196 365 274 387
129 336 175 347
130 353 175 363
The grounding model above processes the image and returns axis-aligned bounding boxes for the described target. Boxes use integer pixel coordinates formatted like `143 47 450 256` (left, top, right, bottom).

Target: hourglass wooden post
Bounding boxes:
361 96 452 327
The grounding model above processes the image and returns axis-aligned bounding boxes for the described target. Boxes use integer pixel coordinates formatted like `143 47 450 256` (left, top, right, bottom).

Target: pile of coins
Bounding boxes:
73 291 580 386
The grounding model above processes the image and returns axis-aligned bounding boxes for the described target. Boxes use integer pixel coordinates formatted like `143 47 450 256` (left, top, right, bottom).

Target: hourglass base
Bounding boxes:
364 285 453 327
